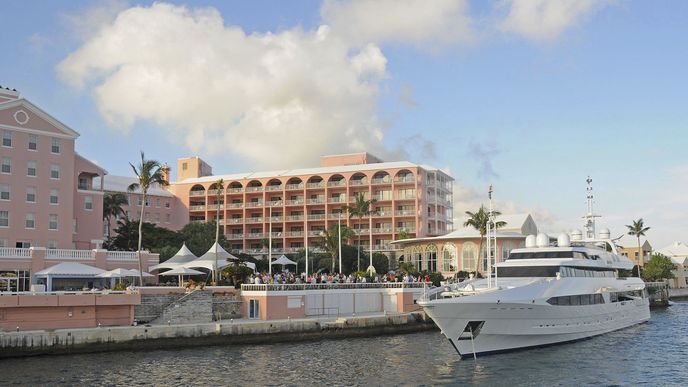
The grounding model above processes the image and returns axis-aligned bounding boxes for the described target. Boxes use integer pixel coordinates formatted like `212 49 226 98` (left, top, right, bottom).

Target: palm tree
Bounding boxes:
463 205 506 273
626 218 650 278
103 192 128 238
128 151 168 286
318 223 354 273
213 178 225 283
343 192 377 271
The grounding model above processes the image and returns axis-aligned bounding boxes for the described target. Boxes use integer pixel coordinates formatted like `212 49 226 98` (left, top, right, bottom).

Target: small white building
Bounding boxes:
656 242 688 289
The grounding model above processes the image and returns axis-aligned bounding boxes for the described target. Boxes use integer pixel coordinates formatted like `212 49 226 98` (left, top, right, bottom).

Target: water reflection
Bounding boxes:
2 304 687 386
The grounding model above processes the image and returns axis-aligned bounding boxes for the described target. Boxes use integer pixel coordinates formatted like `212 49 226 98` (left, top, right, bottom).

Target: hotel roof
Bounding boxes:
177 160 452 184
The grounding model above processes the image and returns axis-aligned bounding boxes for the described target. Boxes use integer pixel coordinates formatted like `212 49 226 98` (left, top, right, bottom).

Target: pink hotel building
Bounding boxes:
1 88 453 258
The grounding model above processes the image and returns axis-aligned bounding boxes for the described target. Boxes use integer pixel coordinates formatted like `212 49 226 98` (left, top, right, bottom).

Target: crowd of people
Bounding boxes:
249 271 431 285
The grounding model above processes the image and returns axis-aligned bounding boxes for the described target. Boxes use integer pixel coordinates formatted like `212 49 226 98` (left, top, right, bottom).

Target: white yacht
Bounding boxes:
419 182 650 358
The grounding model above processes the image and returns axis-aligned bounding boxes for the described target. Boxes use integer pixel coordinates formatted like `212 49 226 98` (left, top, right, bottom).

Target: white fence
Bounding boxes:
46 249 94 260
0 248 31 259
106 251 139 261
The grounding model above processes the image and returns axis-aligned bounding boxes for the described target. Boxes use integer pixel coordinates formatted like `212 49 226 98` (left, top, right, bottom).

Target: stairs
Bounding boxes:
151 290 213 325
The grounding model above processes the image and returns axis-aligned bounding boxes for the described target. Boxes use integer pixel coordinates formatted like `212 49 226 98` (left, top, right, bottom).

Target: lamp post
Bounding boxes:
338 213 342 274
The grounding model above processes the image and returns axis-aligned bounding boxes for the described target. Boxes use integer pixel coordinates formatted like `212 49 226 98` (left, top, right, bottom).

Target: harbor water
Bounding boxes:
2 303 687 386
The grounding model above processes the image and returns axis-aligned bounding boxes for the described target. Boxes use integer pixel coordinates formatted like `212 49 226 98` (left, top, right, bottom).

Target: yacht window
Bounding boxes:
498 266 559 277
508 251 589 260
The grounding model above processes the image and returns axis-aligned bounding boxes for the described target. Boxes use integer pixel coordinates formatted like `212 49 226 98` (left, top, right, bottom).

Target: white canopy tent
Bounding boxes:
183 242 238 271
149 243 197 271
34 262 106 291
271 255 297 272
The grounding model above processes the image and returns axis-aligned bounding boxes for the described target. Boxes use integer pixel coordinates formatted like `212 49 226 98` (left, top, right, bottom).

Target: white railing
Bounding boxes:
308 198 325 204
46 249 94 260
266 185 283 191
395 176 415 183
246 186 263 192
228 203 243 208
0 247 31 259
246 217 263 223
226 218 243 224
189 190 205 196
228 188 243 193
285 231 304 237
349 180 367 186
308 214 326 220
395 210 415 216
372 178 391 185
189 204 206 210
286 215 305 221
285 184 304 190
327 181 345 187
285 199 304 205
306 182 324 189
107 251 138 261
229 234 244 239
242 282 428 291
246 201 263 208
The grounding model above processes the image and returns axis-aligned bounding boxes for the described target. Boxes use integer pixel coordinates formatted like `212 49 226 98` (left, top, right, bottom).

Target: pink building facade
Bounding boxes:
0 88 105 251
167 153 454 255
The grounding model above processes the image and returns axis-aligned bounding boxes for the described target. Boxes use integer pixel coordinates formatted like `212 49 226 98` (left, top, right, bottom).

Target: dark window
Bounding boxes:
508 251 589 260
498 266 560 277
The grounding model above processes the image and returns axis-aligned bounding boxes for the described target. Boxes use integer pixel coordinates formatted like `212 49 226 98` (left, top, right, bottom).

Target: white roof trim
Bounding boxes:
0 98 80 138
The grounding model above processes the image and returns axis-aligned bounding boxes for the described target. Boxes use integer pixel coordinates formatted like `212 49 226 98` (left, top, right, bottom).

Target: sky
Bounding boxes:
1 0 686 248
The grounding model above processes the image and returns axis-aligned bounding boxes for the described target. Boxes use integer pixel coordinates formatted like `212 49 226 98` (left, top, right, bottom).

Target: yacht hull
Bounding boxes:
421 298 650 358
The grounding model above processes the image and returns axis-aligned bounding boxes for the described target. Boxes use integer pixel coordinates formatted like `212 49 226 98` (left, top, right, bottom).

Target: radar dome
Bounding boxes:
599 228 610 240
536 233 549 248
525 235 537 248
557 233 571 247
571 229 583 241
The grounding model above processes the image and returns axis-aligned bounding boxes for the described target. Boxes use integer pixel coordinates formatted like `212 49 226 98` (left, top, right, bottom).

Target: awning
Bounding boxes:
35 262 106 277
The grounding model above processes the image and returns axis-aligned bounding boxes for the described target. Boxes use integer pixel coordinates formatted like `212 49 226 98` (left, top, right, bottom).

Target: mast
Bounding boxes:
583 176 600 240
487 185 497 288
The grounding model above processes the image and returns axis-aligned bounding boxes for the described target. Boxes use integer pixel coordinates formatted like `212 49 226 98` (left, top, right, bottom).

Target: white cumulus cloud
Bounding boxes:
321 0 473 47
58 3 393 169
497 0 613 42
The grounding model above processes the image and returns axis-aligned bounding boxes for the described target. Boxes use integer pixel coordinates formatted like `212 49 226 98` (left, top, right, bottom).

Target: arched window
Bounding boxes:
441 243 457 272
426 244 437 273
462 242 477 273
414 246 423 272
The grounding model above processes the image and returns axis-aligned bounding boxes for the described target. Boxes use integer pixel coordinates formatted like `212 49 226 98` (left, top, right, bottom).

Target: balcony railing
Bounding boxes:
268 216 283 222
285 183 304 190
267 200 282 207
371 178 391 185
106 251 138 261
396 227 416 233
228 188 243 193
246 201 263 208
285 231 304 237
308 198 325 204
47 249 93 260
353 228 370 235
327 181 345 187
371 227 392 234
226 218 243 224
189 191 205 197
246 217 263 223
395 176 415 183
328 197 346 203
306 182 324 189
373 211 392 217
308 214 326 220
228 203 243 208
266 185 283 191
285 199 304 205
207 189 220 195
328 213 345 220
308 230 323 237
395 210 415 216
349 180 367 186
246 233 264 238
372 196 392 201
0 248 31 259
229 234 244 240
246 186 263 192
396 195 416 200
189 205 206 210
242 282 427 291
285 215 304 221
207 204 224 210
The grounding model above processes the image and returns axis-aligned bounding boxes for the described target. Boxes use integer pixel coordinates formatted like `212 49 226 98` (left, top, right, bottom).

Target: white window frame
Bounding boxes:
51 137 60 154
1 157 11 174
50 189 59 205
2 130 11 147
0 211 8 227
28 134 37 151
84 196 93 210
25 213 35 229
26 186 36 203
0 184 9 201
27 160 37 177
48 214 58 230
50 164 60 179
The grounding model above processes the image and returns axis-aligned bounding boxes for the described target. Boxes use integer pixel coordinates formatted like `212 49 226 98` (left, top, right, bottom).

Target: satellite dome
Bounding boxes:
558 233 571 247
571 229 583 241
525 235 537 248
599 228 610 240
536 233 549 248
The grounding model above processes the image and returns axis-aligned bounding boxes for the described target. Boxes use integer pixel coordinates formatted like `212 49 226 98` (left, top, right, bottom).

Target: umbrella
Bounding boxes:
127 269 154 277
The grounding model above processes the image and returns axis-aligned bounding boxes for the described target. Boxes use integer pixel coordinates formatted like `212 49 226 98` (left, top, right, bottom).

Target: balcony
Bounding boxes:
228 188 243 194
395 210 415 216
308 198 325 204
229 234 244 240
207 204 224 210
308 230 324 237
396 195 416 200
349 180 367 186
207 189 221 195
327 181 346 188
268 216 283 222
306 182 324 189
353 228 370 235
396 227 416 233
189 191 205 197
371 178 391 185
189 204 206 211
246 186 263 192
285 199 304 206
328 213 345 220
226 218 243 224
285 215 304 221
246 233 264 238
371 227 392 234
285 183 304 190
307 214 326 220
246 217 263 223
328 197 346 204
266 185 283 191
267 200 282 207
228 203 243 208
373 211 392 217
246 201 263 208
372 196 392 202
285 231 304 237
269 232 283 238
395 176 415 184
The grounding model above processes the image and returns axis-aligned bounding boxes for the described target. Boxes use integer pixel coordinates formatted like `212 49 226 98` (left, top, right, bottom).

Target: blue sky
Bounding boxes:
1 0 686 247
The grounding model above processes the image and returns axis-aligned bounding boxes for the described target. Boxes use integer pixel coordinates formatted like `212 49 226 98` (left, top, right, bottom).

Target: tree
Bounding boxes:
396 229 411 241
343 192 377 271
103 193 128 238
104 218 180 254
128 151 169 286
317 223 354 273
626 218 650 278
178 220 227 257
463 206 506 273
213 178 225 283
642 254 675 281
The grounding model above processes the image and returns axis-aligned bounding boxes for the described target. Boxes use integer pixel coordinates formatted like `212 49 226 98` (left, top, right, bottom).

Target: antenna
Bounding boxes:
583 176 600 239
